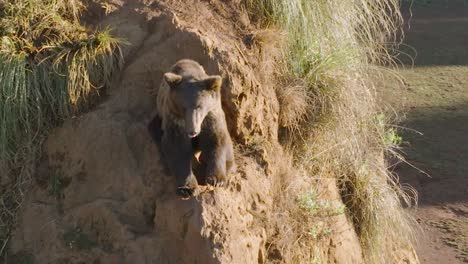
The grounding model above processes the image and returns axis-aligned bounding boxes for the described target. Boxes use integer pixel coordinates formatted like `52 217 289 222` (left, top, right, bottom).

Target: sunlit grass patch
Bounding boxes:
0 0 123 159
0 0 123 257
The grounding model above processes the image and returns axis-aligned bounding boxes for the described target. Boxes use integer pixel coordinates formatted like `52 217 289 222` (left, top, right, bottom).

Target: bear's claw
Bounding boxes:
206 177 225 187
176 187 195 199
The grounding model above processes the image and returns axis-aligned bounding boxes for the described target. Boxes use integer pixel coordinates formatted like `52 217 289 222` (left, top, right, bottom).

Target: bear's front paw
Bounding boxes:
206 176 226 187
176 187 196 199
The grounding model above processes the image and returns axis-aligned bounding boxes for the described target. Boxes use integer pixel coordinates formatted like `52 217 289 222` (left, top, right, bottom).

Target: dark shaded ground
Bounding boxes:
388 66 468 264
399 1 468 66
381 3 468 263
402 105 468 205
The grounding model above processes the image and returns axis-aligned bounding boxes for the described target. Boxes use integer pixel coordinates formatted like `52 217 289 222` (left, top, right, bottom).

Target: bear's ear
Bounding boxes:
204 75 222 92
163 72 182 87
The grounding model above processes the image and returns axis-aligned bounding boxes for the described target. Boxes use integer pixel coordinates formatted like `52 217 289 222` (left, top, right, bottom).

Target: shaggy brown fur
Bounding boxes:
153 59 235 199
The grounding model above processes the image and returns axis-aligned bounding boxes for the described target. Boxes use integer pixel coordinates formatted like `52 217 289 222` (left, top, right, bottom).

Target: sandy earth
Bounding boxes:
8 1 466 263
382 3 468 263
5 1 364 263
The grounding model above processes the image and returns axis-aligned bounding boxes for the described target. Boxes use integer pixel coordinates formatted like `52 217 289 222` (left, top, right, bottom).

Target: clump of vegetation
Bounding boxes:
0 0 123 159
297 189 345 218
0 0 123 257
264 159 347 262
298 188 344 240
245 0 416 262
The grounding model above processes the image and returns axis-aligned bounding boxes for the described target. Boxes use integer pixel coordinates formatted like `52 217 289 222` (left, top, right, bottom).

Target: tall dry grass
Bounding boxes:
0 0 123 257
245 0 417 263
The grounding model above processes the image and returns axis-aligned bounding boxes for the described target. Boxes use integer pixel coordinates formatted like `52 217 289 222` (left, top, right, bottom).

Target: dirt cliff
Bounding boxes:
8 1 363 263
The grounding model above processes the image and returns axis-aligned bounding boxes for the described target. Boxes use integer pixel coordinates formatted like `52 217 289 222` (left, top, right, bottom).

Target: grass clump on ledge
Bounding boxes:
0 0 123 159
0 0 123 257
245 0 417 263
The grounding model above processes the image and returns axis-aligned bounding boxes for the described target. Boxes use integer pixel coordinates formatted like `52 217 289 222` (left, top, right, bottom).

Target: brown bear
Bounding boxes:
151 59 235 199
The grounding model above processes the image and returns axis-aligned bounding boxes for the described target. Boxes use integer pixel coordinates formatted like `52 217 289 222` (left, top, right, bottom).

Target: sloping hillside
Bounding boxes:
1 1 417 263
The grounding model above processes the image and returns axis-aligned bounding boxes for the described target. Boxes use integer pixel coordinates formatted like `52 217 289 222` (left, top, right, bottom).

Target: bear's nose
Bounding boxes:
188 131 198 138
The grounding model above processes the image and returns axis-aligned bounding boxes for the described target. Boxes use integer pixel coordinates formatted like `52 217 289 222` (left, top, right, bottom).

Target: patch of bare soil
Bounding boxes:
5 1 364 263
381 4 468 263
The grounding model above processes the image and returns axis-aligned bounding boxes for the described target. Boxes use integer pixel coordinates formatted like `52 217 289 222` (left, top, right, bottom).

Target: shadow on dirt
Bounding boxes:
395 102 468 205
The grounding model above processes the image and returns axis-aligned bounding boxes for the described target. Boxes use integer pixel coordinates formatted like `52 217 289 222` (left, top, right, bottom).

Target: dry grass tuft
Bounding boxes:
276 81 311 130
246 0 417 263
262 148 318 262
264 146 350 263
298 77 417 263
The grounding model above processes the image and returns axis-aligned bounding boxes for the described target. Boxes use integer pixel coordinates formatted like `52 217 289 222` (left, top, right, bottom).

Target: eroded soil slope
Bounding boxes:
7 1 363 263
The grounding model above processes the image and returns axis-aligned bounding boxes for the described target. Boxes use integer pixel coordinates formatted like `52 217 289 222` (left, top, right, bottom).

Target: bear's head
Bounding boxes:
163 72 222 138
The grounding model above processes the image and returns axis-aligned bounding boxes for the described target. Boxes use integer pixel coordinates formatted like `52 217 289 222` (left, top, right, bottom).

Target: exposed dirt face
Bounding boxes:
8 1 364 263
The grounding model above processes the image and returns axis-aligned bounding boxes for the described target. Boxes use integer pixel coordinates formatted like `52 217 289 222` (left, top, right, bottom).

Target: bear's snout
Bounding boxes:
188 131 199 138
185 110 203 138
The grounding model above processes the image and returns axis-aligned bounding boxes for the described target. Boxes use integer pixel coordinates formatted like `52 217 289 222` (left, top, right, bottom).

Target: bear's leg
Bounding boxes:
201 148 227 187
161 132 198 199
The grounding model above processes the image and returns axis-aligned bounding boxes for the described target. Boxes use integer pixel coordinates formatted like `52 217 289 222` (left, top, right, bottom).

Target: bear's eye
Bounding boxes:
195 105 202 110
